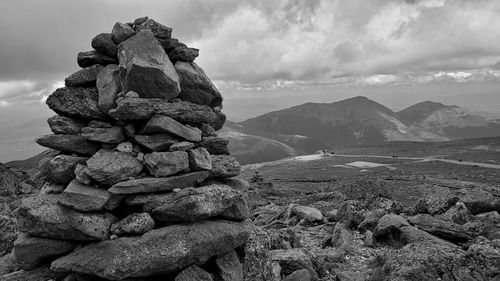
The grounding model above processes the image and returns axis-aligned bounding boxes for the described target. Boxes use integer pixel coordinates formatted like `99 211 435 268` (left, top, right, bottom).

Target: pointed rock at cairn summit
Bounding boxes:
11 16 248 281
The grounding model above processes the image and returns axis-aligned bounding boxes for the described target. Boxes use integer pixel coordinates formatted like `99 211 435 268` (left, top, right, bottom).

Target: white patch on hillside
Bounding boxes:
378 111 408 133
293 154 326 161
346 161 387 168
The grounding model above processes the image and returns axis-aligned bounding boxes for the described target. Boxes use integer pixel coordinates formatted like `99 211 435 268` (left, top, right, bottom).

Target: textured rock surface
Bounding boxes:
197 137 230 155
458 187 500 215
77 50 118 68
0 215 17 257
36 135 101 156
170 141 195 151
175 265 213 281
109 171 209 194
111 22 136 44
134 134 180 152
91 33 118 57
291 205 323 222
47 115 85 135
133 17 172 39
210 155 241 179
45 155 88 185
118 30 180 99
81 126 125 144
46 87 107 120
144 151 189 177
51 220 250 280
16 195 116 241
65 65 104 87
188 147 212 171
176 62 222 107
215 250 243 281
110 212 155 236
170 47 199 63
86 150 143 186
96 64 121 113
58 180 119 211
141 115 202 142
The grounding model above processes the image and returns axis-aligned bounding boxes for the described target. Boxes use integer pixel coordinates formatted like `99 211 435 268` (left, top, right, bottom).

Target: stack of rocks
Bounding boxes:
14 17 250 280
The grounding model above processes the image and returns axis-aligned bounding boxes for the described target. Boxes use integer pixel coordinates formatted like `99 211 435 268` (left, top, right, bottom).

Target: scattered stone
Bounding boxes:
36 134 101 156
39 182 65 195
47 115 86 135
176 62 222 107
45 155 88 185
439 201 475 225
210 155 241 179
291 205 323 222
51 220 250 280
96 64 121 113
170 141 195 151
77 50 118 68
200 123 216 137
0 215 17 257
188 147 212 171
215 250 243 281
110 212 155 236
86 150 143 186
197 137 230 155
109 171 209 194
81 126 125 144
111 22 136 44
364 230 375 247
133 17 172 38
144 151 189 177
336 200 366 229
16 195 116 241
407 214 476 242
118 30 180 99
125 91 139 98
134 134 179 152
46 87 107 120
269 249 317 279
13 233 76 270
65 65 104 87
123 123 135 137
373 214 409 238
116 141 134 153
283 269 312 281
141 115 202 142
0 265 57 281
91 33 118 57
175 265 213 281
414 187 459 215
358 209 386 232
458 187 500 215
325 209 338 222
58 179 119 211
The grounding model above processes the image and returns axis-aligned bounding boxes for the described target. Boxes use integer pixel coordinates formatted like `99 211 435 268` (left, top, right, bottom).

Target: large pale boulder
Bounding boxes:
65 64 103 87
36 135 100 156
50 220 250 280
16 195 116 241
175 62 222 107
96 64 121 113
144 151 189 177
118 30 180 99
47 115 85 135
109 171 209 194
58 180 121 211
46 87 107 120
86 150 143 186
141 115 202 142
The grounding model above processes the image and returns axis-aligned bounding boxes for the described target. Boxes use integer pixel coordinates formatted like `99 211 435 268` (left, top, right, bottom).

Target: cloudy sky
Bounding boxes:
1 0 500 124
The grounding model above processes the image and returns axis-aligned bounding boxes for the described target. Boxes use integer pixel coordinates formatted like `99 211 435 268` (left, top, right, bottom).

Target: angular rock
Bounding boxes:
188 147 212 171
116 141 134 153
46 87 107 120
142 184 249 222
134 134 179 152
50 220 250 280
36 135 100 156
210 155 241 179
96 64 121 113
414 187 458 215
141 115 202 142
408 214 477 242
109 171 209 194
91 33 118 57
283 269 311 281
373 214 409 238
58 180 119 211
13 233 76 270
269 249 317 278
157 37 186 53
0 215 17 257
77 50 118 68
65 65 104 87
176 62 222 107
39 182 65 195
200 123 216 137
16 195 116 241
109 98 226 130
170 141 195 151
291 205 323 222
133 17 172 39
45 155 88 185
88 120 113 128
197 137 230 155
358 209 386 232
175 265 213 281
144 151 189 177
110 212 155 236
170 47 199 63
118 30 180 99
458 187 500 215
439 201 475 225
0 265 57 281
81 126 125 144
86 150 143 186
336 200 367 229
47 115 85 135
74 164 92 185
111 22 136 44
215 250 243 281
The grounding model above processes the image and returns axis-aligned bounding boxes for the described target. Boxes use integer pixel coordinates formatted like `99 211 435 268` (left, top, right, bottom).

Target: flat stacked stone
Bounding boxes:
15 17 249 281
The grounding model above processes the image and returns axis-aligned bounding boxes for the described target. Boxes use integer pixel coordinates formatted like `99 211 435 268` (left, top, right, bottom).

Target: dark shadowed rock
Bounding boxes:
13 233 76 270
111 22 136 44
133 17 172 39
81 126 125 144
141 184 249 222
0 215 17 257
200 123 216 137
283 269 312 281
118 30 180 100
170 141 195 151
141 115 202 142
157 37 187 53
58 180 120 211
134 134 179 151
175 62 222 107
36 135 101 156
108 98 226 130
210 155 241 179
269 249 317 279
46 87 107 120
408 214 478 242
175 265 213 281
458 187 500 215
50 220 250 280
374 214 409 238
91 33 118 57
188 147 212 171
65 65 104 87
16 195 116 241
86 150 143 186
358 209 387 232
215 250 243 281
39 182 65 195
77 50 118 68
109 171 209 194
144 151 189 177
197 137 230 155
0 265 57 281
45 155 88 185
47 115 85 135
110 212 155 236
96 64 121 113
170 47 199 62
336 200 367 229
74 164 92 185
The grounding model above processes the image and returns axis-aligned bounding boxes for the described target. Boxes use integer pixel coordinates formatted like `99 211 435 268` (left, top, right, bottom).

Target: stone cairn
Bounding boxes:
14 17 250 280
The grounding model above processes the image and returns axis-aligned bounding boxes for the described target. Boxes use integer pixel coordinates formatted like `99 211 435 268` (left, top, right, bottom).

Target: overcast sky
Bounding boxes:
1 0 500 121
